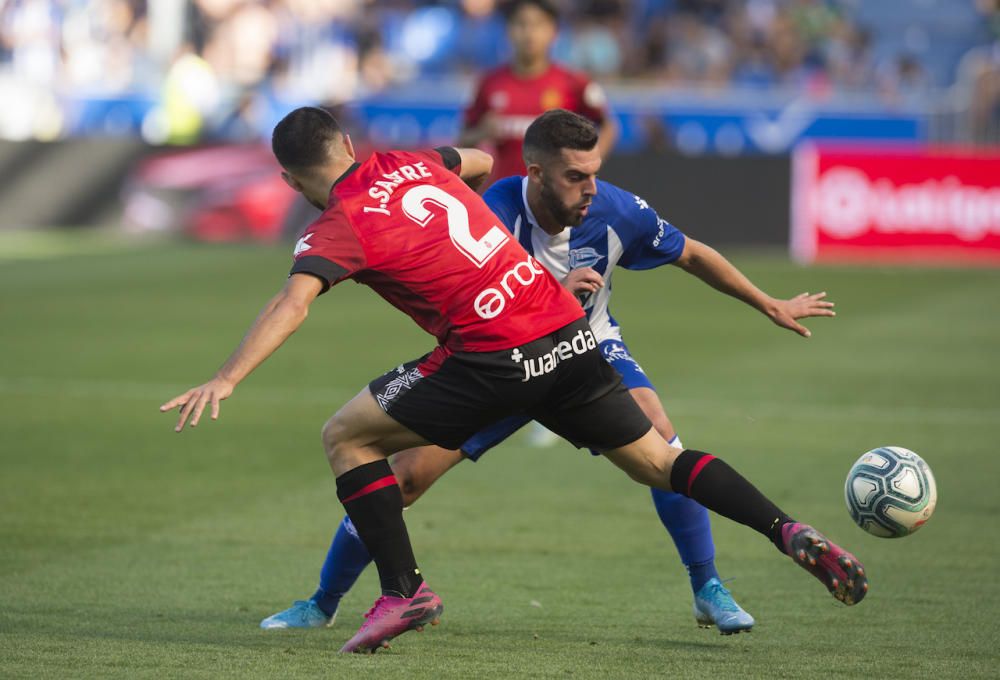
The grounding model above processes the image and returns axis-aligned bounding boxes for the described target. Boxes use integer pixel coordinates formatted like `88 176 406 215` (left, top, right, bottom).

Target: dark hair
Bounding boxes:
522 109 599 163
271 106 343 171
501 0 559 24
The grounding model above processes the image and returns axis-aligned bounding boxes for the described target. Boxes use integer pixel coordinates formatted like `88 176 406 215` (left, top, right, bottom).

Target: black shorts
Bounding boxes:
368 317 652 452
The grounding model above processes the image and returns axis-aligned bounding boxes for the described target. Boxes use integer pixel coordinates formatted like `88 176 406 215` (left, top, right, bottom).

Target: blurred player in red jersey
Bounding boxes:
460 0 618 183
464 0 618 446
162 107 867 655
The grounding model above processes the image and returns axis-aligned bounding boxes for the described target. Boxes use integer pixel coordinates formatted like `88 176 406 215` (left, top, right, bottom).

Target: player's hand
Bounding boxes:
766 291 836 338
159 377 235 432
561 267 605 297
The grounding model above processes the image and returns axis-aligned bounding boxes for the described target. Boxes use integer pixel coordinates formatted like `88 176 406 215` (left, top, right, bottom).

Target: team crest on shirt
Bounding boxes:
569 247 604 269
540 88 564 110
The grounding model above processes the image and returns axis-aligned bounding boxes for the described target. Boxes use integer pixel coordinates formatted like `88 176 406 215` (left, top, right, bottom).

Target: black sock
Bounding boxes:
670 449 793 553
336 459 424 598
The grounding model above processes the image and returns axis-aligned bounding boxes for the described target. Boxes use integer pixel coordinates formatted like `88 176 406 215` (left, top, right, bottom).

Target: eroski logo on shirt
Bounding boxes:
511 329 597 382
569 247 604 269
495 115 535 140
474 254 545 320
293 233 313 256
652 218 667 247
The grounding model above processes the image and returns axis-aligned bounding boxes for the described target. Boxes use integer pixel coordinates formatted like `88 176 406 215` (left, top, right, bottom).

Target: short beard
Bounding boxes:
539 178 583 227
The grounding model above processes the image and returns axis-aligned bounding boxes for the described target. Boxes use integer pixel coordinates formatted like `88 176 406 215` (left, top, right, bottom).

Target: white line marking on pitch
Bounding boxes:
0 376 996 425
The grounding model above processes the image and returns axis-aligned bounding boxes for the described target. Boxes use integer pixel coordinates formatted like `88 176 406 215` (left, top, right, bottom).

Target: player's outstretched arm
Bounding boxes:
672 238 835 338
452 147 494 190
159 273 324 431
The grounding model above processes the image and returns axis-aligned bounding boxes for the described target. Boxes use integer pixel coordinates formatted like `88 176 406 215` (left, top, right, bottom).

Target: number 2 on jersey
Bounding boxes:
401 185 509 268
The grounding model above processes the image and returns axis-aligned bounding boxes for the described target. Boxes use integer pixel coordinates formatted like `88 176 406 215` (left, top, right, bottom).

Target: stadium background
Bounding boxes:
1 1 999 677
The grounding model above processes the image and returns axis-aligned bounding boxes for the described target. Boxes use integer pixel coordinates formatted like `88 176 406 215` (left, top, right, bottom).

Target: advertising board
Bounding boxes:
791 146 1000 264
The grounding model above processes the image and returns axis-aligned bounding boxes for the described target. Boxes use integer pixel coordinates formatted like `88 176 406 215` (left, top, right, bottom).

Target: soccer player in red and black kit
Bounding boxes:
460 0 618 184
162 107 868 654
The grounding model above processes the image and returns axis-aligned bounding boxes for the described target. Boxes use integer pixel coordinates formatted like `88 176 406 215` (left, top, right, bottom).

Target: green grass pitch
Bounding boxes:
1 241 999 678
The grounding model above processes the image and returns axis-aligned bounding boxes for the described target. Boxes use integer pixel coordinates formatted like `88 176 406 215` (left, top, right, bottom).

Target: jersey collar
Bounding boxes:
521 175 570 239
520 176 539 228
327 161 360 200
508 62 554 82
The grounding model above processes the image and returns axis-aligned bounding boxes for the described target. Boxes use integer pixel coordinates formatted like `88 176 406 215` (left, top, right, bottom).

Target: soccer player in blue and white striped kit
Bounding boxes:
261 109 838 635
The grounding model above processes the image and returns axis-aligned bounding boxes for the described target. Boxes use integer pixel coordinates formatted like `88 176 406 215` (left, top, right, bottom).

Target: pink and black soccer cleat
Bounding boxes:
781 522 868 605
338 582 443 654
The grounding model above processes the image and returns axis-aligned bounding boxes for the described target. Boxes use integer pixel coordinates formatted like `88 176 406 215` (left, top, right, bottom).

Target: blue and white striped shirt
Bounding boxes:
483 176 687 343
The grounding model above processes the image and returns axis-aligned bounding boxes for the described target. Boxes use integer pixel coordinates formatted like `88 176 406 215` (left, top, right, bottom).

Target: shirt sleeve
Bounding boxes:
616 190 687 270
288 212 367 294
407 147 463 176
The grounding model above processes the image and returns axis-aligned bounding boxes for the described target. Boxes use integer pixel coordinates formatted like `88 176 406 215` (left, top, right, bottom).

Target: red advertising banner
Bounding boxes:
791 145 1000 264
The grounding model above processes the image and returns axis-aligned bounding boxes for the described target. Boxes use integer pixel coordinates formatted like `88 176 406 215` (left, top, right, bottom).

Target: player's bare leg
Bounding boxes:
322 388 431 475
260 445 462 630
602 429 868 606
628 388 677 441
391 446 466 506
322 389 445 653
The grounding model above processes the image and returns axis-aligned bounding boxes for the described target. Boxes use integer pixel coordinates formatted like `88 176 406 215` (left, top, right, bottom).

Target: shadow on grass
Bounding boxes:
2 602 738 656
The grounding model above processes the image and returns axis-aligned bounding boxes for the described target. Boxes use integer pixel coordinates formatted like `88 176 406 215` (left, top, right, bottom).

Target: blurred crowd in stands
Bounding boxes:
1 0 998 143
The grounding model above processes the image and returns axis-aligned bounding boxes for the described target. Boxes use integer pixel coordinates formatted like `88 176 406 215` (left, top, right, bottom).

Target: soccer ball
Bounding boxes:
844 446 937 538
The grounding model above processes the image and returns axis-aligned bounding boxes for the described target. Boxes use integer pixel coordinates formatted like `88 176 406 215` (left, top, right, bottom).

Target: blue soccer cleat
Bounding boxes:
693 578 755 635
260 600 336 630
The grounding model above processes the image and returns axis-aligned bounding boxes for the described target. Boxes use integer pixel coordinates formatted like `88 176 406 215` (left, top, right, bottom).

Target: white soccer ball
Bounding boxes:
844 446 937 538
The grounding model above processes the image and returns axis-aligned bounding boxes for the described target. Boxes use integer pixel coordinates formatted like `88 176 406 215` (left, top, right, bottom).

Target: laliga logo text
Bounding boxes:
511 329 597 382
815 167 1000 241
474 255 546 320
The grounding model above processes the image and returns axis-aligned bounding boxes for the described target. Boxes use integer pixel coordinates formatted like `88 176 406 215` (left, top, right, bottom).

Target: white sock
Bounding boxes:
668 434 684 450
